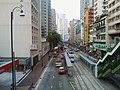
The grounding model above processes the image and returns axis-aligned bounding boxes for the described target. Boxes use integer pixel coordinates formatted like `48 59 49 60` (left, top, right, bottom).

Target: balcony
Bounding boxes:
94 39 106 43
108 29 120 35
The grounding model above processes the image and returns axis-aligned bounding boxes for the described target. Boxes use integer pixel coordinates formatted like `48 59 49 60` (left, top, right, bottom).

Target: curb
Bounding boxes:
34 58 53 90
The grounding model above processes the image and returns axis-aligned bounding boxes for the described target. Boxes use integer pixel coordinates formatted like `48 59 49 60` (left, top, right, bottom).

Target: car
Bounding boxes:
74 48 80 52
70 57 74 63
55 58 62 67
58 66 65 74
68 51 74 58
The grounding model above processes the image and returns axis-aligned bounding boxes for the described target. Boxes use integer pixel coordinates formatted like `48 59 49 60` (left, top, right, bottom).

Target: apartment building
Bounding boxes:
93 14 110 57
51 9 57 31
108 0 120 46
41 0 51 38
48 0 52 31
84 6 94 45
69 19 78 45
94 0 103 20
75 20 81 46
56 13 68 41
0 0 41 69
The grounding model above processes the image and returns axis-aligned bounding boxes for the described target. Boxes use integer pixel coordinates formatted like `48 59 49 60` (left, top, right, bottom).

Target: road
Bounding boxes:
36 55 73 90
36 51 119 90
69 52 119 90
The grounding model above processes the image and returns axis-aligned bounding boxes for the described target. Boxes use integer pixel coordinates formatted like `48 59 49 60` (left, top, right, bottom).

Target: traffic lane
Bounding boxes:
74 52 119 90
37 57 73 90
37 59 56 90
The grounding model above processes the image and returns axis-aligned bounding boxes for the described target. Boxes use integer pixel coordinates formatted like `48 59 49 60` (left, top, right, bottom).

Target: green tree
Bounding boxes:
46 31 61 51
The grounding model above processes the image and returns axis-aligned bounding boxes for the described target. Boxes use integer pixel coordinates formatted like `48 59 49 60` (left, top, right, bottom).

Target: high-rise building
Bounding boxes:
69 19 78 44
51 9 57 31
108 0 120 46
0 0 41 67
102 0 108 14
80 0 93 44
93 14 109 57
48 0 52 31
94 0 104 20
41 0 48 38
56 13 68 41
41 0 51 38
84 6 94 45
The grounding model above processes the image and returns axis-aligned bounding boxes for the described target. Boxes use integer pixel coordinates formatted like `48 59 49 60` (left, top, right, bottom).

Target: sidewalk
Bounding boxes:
16 60 49 90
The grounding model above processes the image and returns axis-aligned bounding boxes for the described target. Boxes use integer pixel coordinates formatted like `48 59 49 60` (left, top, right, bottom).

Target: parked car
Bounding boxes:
58 66 65 74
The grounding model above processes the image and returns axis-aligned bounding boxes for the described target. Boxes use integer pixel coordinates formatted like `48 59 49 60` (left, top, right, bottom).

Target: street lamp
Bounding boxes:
11 6 25 90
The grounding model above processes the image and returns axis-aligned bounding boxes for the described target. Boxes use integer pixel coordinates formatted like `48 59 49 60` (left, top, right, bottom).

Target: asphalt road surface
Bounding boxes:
36 51 119 90
36 56 73 90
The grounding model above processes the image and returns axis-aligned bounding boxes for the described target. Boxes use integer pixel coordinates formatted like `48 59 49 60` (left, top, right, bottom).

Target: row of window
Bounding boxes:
96 34 105 40
32 15 38 26
32 26 38 34
31 0 38 8
109 6 120 17
109 23 120 30
97 28 106 34
31 5 39 17
32 36 38 44
94 19 105 28
109 0 120 8
108 14 120 23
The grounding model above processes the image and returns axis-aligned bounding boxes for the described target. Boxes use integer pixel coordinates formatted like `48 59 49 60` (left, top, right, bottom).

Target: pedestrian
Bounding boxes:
49 52 51 60
31 65 33 71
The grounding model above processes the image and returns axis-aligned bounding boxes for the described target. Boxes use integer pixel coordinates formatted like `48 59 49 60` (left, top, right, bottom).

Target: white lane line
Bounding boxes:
53 75 55 78
51 85 53 89
70 82 76 90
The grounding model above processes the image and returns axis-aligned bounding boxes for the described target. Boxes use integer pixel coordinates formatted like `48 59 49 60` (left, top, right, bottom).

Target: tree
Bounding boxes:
46 31 61 51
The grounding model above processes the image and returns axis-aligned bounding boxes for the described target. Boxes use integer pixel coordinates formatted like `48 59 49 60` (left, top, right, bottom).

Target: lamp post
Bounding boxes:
11 6 25 90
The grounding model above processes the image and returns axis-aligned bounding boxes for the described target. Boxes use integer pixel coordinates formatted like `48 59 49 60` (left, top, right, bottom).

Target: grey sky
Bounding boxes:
51 0 80 22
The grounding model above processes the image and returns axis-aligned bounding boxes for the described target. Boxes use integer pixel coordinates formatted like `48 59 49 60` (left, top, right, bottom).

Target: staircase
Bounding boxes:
96 42 120 78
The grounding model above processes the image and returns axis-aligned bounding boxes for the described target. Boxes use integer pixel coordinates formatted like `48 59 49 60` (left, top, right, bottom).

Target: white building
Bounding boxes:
56 13 68 41
108 0 120 45
51 9 57 31
94 0 104 20
0 0 41 64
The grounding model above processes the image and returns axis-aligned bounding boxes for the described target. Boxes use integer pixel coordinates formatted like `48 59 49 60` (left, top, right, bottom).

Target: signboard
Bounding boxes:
30 44 38 54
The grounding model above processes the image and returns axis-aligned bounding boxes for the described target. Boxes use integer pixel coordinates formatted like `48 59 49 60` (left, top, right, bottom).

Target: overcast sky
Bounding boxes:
51 0 80 22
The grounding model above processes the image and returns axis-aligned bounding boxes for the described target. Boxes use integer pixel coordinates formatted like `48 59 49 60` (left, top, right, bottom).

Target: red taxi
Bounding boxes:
58 66 65 74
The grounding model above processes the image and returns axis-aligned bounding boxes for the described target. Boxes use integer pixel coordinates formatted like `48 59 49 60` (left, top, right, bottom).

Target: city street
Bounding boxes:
70 52 119 90
36 51 119 90
36 56 73 90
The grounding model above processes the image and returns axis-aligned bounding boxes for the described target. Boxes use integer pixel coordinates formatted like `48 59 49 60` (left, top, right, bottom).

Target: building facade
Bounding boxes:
69 19 78 45
108 0 120 47
0 0 41 68
94 0 104 20
51 9 57 31
41 0 51 38
93 14 109 58
48 0 52 31
84 6 94 45
56 13 68 41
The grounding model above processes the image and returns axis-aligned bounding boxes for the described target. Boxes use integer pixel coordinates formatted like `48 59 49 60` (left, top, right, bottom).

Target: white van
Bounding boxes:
68 50 75 63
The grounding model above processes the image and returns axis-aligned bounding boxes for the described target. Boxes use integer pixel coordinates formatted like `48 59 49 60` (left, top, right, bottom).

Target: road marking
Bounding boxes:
53 75 55 78
51 85 53 89
70 82 76 90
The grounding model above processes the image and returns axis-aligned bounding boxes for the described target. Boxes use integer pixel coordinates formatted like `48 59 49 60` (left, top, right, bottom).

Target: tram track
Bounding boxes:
73 59 105 90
